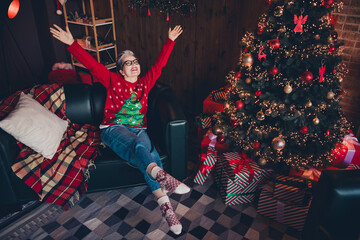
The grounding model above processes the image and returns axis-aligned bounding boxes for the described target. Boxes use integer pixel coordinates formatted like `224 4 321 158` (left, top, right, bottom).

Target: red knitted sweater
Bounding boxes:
67 39 175 128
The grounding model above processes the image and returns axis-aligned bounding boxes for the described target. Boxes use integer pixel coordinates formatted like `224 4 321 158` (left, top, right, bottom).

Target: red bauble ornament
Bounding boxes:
243 47 248 52
332 31 338 40
300 126 308 134
326 129 330 136
235 100 244 109
301 71 314 83
328 45 336 52
235 72 242 79
270 39 280 49
231 120 239 128
269 66 278 75
257 28 264 35
255 90 262 96
217 135 226 143
332 68 337 74
253 141 260 149
323 0 334 7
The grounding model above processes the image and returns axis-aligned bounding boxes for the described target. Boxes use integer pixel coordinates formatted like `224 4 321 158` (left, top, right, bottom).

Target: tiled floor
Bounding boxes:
0 177 301 240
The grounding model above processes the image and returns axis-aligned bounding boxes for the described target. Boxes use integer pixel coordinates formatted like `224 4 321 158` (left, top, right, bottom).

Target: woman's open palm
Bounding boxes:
168 25 183 41
50 24 74 45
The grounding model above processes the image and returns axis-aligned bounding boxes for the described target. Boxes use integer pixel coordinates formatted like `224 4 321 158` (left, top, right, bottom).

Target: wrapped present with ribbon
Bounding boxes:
273 175 312 206
224 152 271 189
202 87 229 114
331 133 360 168
257 183 311 231
214 156 259 205
200 132 231 153
194 147 218 185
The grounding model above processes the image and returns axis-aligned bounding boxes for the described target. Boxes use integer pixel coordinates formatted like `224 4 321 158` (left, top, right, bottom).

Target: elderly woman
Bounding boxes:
50 24 189 235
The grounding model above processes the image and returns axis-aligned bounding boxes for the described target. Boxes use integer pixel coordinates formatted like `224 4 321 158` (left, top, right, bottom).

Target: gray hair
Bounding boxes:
116 50 136 71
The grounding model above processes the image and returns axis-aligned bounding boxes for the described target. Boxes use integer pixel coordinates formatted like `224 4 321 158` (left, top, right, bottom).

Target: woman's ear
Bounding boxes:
119 69 124 76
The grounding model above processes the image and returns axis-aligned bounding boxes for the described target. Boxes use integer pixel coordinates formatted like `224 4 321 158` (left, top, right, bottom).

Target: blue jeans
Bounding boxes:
100 124 162 192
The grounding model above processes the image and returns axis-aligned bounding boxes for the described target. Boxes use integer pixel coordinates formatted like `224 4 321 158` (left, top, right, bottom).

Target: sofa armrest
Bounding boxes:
147 82 188 180
0 129 20 204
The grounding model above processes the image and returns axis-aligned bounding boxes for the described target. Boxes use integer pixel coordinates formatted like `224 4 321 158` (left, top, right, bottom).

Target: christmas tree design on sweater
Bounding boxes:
112 89 144 127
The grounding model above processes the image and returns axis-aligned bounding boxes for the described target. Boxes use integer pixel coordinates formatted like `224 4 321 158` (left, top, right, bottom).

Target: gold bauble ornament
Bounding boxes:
328 36 334 43
212 125 223 135
284 85 293 94
265 108 272 116
274 6 284 17
313 117 320 125
258 158 267 166
242 53 254 67
339 77 343 83
327 91 335 99
272 136 285 151
256 111 266 121
224 102 230 109
315 34 320 40
305 100 312 107
245 78 252 84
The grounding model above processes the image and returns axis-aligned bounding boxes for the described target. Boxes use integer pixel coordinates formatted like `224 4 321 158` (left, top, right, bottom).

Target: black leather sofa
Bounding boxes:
0 82 188 213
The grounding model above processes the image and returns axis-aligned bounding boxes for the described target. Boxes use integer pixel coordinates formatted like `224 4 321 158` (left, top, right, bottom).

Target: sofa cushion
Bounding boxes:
0 92 68 159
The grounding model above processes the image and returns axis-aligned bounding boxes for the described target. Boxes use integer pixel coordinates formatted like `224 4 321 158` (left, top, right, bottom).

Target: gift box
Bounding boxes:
273 175 312 205
214 156 258 205
194 147 218 185
202 87 229 114
257 184 310 231
200 132 231 153
332 133 360 168
223 152 272 189
213 152 272 205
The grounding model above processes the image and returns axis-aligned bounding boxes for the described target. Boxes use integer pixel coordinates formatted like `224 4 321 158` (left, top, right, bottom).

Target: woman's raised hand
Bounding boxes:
168 25 183 41
50 24 74 46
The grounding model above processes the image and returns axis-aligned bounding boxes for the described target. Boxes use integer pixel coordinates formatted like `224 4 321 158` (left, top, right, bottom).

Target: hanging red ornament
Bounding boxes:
301 71 313 83
332 68 337 74
231 120 239 128
235 100 244 109
148 9 151 16
300 126 308 134
328 45 336 52
258 47 267 61
326 129 330 136
323 0 334 8
267 0 272 7
270 39 280 49
253 141 260 149
328 14 338 29
255 90 262 96
166 12 169 21
269 66 279 75
294 14 308 33
243 47 248 53
218 135 226 144
235 72 242 79
319 65 326 83
257 28 264 35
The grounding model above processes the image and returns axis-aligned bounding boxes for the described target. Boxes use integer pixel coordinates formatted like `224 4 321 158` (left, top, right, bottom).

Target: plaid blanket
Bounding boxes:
0 84 101 209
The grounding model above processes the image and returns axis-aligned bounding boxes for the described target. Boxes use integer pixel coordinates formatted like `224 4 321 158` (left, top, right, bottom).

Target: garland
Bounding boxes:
128 0 196 21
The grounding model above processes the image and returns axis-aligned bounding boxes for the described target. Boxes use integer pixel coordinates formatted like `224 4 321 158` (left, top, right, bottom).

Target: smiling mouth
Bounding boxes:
131 67 138 71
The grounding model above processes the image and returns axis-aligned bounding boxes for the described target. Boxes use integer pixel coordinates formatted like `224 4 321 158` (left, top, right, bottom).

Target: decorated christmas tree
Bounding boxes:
213 0 351 169
112 91 144 127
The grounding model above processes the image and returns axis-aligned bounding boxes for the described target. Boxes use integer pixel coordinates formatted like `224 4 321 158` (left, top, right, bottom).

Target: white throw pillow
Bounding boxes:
0 92 68 159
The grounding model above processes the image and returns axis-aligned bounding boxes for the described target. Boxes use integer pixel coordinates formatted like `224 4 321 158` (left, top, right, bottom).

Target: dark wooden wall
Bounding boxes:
110 0 266 115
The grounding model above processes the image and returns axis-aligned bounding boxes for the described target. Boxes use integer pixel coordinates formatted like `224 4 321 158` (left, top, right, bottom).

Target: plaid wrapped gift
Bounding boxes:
258 184 310 231
273 175 312 205
223 152 272 189
194 147 218 185
214 156 258 205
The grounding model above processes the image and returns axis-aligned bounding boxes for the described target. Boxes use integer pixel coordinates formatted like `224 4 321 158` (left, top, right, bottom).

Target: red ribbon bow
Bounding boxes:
229 152 255 183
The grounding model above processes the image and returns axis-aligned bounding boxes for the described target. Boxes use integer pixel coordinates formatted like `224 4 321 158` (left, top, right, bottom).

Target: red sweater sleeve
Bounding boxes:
144 38 175 89
67 41 111 88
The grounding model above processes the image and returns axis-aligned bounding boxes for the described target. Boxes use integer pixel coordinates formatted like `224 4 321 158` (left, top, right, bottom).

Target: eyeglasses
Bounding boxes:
121 59 139 68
